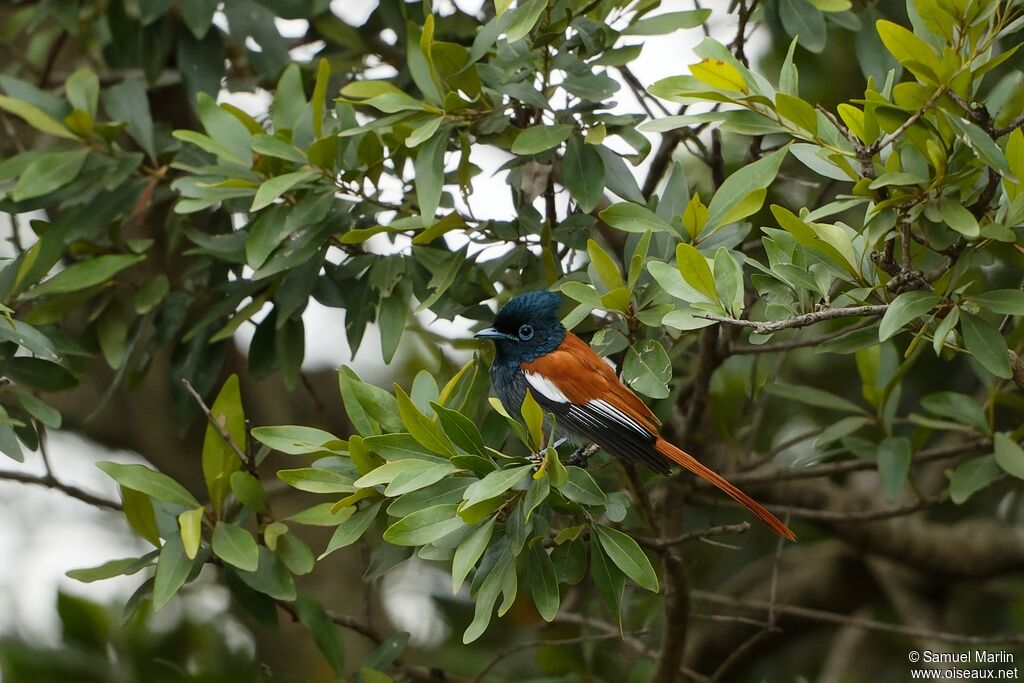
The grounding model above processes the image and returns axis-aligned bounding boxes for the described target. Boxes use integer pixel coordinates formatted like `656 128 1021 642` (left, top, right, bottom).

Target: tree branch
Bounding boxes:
636 522 750 550
691 590 1024 646
0 469 122 511
697 305 888 335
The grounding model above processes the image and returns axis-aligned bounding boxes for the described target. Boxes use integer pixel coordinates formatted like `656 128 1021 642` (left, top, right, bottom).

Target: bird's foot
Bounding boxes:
567 444 599 468
530 437 568 465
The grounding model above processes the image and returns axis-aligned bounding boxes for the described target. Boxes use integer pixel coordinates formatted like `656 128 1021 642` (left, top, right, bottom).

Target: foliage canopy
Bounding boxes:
1 0 1024 680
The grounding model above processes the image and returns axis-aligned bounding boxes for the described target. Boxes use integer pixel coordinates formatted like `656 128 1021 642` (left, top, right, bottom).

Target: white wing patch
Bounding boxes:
524 371 569 403
587 399 651 436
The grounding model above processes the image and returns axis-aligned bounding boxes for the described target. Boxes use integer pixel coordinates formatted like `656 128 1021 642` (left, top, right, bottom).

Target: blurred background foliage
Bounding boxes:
1 0 1024 681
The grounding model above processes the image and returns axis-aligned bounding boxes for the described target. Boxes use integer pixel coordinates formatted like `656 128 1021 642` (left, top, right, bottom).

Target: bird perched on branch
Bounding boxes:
475 290 795 541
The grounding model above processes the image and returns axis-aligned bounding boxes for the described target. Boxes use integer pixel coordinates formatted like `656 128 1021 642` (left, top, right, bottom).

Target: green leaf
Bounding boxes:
587 239 624 292
505 0 547 43
878 291 941 341
948 455 1001 504
103 77 156 160
877 436 911 502
25 254 144 300
779 0 827 53
511 124 572 155
706 148 788 230
463 558 507 643
520 390 545 452
938 198 979 239
196 92 252 165
557 467 607 505
355 459 455 497
563 136 604 212
0 424 21 462
713 248 744 316
675 243 719 304
340 81 425 113
153 535 196 612
288 502 356 527
463 465 533 507
921 392 988 433
414 128 448 221
451 516 496 593
277 468 356 494
252 134 306 163
599 203 676 235
16 391 61 428
66 68 98 117
775 93 818 133
320 501 383 558
121 487 160 546
394 385 456 457
960 313 1011 379
763 384 867 414
97 462 200 508
994 433 1024 480
230 471 267 512
0 319 60 362
623 9 710 35
590 536 624 619
294 595 345 674
875 19 941 82
12 148 88 201
382 504 466 546
310 58 330 138
66 552 157 583
179 0 217 38
527 544 560 621
276 533 315 575
0 94 76 139
595 525 658 592
970 290 1024 315
622 340 672 399
201 374 245 516
178 508 204 560
236 547 296 601
433 403 486 456
251 425 346 454
251 170 320 211
212 522 259 571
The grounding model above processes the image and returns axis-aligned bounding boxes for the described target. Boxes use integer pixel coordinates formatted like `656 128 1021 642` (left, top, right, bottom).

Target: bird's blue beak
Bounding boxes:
474 327 516 342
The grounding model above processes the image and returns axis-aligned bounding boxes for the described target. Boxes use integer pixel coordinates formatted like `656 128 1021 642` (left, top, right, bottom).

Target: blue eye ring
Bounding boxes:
518 324 534 340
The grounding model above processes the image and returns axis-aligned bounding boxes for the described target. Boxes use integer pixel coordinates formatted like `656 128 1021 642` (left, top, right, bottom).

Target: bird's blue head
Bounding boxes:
475 291 566 363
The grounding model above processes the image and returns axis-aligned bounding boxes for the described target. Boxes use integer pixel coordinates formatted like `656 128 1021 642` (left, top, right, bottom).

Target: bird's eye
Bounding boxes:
518 324 534 340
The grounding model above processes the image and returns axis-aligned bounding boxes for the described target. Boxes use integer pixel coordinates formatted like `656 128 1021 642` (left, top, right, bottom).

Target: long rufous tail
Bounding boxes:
655 438 796 541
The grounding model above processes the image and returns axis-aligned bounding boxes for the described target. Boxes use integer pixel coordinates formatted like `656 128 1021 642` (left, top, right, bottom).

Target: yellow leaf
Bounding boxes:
178 508 204 560
520 390 545 452
682 193 708 239
689 59 747 93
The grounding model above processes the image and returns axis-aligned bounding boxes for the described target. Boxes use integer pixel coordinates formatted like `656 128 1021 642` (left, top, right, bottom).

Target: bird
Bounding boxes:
474 290 795 541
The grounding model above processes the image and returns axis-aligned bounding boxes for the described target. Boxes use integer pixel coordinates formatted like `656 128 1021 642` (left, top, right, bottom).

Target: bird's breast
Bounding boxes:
490 360 528 418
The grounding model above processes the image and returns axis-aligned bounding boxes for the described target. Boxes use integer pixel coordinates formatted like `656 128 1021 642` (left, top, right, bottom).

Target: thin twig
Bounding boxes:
729 319 879 354
473 631 641 682
764 495 945 522
691 591 1024 645
994 112 1024 138
0 469 122 511
729 437 989 485
554 613 711 682
636 522 750 550
181 378 253 469
867 85 948 155
698 305 888 335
